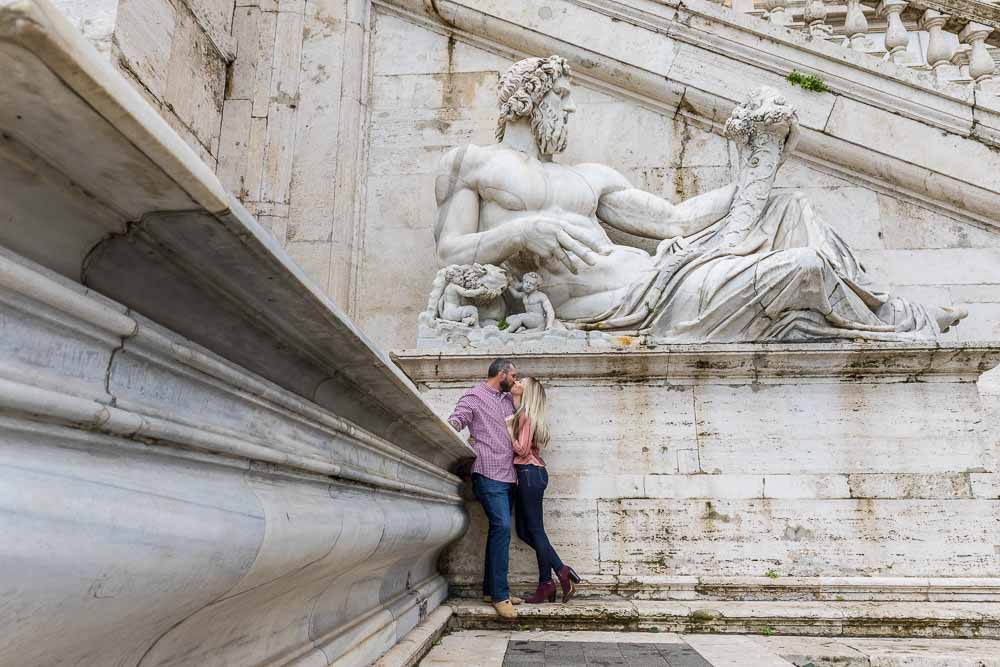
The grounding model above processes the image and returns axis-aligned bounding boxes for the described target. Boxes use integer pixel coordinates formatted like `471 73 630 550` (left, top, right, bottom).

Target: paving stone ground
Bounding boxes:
418 630 1000 667
503 639 713 666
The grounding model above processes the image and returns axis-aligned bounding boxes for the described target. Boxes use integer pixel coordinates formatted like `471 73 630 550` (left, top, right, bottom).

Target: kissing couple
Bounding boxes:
448 358 580 620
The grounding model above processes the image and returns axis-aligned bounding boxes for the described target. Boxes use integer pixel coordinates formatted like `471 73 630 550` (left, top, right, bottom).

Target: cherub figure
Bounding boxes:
506 272 556 333
423 264 510 327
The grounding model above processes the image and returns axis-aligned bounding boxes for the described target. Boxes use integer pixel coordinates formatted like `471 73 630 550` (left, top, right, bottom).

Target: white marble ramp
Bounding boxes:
418 630 1000 666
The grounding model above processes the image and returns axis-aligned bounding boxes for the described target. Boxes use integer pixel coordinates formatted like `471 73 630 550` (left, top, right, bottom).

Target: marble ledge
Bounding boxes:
0 0 471 468
393 341 1000 384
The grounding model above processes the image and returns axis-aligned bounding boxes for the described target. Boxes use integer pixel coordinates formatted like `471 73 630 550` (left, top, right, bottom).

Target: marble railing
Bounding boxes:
737 0 1000 91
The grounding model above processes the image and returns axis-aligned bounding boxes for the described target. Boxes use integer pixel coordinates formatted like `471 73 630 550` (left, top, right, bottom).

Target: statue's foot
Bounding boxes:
931 304 969 333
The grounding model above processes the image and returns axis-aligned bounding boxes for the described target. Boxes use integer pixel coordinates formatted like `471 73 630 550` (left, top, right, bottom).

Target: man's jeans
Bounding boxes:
472 473 514 602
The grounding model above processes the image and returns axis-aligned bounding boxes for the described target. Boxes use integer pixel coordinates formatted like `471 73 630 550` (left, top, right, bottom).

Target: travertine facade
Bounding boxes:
396 345 1000 602
54 0 233 167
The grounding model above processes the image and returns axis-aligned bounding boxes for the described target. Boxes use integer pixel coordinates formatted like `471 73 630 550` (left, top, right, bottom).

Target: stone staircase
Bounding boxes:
446 598 1000 639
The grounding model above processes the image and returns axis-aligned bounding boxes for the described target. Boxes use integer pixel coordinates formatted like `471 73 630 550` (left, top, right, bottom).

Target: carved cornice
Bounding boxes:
394 342 1000 384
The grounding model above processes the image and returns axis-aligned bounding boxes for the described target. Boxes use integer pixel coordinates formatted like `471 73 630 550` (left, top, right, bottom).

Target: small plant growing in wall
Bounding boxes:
787 70 828 93
765 569 780 579
497 318 509 331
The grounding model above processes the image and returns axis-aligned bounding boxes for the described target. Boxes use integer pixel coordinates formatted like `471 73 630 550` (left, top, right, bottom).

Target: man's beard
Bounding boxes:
531 100 568 155
499 378 512 393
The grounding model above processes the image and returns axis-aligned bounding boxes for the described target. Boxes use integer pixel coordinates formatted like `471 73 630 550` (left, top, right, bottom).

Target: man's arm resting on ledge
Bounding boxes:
448 395 474 433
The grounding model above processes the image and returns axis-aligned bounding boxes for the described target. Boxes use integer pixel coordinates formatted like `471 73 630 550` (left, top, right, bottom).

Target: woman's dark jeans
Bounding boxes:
514 464 564 583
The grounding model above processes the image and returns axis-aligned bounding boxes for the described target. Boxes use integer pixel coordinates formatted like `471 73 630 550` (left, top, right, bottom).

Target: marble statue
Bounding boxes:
431 55 968 342
422 263 510 327
506 272 558 333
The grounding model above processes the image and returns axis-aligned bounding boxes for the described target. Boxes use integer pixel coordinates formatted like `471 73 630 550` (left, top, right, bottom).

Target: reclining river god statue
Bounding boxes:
428 55 968 342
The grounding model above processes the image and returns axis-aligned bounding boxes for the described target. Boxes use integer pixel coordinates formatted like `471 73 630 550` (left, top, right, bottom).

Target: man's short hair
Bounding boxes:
488 358 515 378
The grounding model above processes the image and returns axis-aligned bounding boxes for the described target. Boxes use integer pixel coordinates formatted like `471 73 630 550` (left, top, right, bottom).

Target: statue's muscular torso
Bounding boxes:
439 144 661 320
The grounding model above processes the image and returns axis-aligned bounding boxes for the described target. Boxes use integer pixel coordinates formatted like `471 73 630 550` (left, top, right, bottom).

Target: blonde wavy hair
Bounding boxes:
496 56 572 143
512 377 551 449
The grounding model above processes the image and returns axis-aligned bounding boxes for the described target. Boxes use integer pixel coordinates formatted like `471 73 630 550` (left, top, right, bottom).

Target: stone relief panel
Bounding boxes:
358 12 1000 351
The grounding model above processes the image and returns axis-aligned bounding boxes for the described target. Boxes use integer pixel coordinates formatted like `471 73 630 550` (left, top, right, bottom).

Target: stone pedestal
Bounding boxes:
394 343 1000 604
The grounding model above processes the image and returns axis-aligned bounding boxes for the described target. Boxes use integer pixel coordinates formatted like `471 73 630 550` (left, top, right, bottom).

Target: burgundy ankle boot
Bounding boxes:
525 580 557 603
556 565 580 603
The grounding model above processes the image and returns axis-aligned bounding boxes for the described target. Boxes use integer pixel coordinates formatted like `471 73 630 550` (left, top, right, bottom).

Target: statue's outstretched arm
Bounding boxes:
598 184 737 239
584 163 736 239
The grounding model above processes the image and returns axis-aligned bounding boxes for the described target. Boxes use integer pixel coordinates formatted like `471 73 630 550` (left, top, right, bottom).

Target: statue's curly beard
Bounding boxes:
531 99 568 155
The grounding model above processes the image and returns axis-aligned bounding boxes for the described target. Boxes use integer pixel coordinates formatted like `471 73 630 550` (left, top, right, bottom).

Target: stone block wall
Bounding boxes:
54 0 370 307
357 10 1000 352
216 0 370 306
397 348 1000 600
55 0 233 167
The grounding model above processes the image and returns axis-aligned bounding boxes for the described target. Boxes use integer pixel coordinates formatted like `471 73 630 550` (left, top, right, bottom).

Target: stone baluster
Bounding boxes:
921 9 956 80
763 0 790 26
951 44 973 81
803 0 834 37
845 0 870 50
878 0 911 65
959 22 997 86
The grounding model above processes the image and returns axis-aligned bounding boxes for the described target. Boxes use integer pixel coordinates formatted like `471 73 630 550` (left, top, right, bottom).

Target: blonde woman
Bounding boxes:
507 377 580 603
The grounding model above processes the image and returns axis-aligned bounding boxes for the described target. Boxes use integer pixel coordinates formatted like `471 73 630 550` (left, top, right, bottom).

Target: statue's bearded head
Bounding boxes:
496 56 575 155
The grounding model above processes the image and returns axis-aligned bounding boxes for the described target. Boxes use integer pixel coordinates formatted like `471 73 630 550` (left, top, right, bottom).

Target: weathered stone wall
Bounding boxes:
397 348 1000 600
54 0 370 307
356 10 1000 351
55 0 234 167
216 0 370 307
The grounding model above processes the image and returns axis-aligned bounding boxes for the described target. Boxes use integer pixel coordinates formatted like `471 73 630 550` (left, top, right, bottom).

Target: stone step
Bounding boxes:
447 598 1000 639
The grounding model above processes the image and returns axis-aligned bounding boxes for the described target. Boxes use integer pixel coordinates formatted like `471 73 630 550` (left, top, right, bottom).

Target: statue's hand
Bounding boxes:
779 115 801 165
663 236 688 254
519 218 605 274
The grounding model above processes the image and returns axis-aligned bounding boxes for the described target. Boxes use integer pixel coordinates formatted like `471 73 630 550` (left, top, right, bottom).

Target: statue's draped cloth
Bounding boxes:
566 192 940 341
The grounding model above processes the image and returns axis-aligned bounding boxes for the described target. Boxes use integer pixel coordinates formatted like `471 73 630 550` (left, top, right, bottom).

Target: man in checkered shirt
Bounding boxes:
448 358 522 619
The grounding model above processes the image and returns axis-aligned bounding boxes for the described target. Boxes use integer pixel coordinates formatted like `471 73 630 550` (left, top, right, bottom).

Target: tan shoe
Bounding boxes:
483 595 523 605
493 599 518 620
